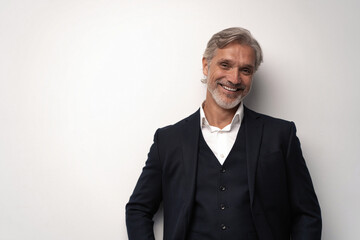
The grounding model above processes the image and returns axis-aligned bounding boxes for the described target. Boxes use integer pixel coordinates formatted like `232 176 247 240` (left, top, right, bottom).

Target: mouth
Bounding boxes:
219 83 243 92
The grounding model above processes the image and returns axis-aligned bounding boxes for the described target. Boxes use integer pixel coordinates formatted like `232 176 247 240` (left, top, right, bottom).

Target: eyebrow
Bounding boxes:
217 58 232 63
217 58 255 69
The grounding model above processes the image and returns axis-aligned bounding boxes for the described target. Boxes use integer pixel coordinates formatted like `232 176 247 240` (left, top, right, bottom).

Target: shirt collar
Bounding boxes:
200 102 244 132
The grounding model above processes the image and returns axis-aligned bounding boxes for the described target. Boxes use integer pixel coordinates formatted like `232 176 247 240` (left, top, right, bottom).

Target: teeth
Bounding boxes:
223 85 237 92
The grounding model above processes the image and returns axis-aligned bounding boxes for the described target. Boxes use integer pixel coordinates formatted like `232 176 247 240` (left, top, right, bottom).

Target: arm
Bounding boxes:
286 123 322 239
126 130 163 240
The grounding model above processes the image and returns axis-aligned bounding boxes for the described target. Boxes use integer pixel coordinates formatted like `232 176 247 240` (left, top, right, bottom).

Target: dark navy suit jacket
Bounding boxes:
126 107 321 240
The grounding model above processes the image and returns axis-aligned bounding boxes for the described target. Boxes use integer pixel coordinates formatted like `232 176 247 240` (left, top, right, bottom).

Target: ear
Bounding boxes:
202 57 209 76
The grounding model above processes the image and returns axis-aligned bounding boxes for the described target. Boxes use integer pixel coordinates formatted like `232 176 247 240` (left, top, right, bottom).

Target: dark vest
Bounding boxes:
188 122 258 240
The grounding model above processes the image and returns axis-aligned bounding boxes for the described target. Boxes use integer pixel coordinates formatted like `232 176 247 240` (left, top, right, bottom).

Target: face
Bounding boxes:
203 42 256 110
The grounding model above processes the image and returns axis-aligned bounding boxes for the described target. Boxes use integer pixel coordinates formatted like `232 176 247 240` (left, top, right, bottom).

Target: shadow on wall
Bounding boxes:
153 204 164 238
243 71 267 111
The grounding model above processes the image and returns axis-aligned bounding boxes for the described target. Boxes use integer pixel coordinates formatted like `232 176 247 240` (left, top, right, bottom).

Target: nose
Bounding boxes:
227 69 241 85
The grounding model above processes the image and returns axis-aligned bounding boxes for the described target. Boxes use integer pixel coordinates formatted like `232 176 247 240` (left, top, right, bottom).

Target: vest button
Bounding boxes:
220 186 226 191
220 168 226 173
220 204 226 210
221 224 227 230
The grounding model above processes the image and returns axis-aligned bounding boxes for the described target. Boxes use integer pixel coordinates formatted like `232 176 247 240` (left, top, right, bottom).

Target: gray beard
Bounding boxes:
209 87 244 109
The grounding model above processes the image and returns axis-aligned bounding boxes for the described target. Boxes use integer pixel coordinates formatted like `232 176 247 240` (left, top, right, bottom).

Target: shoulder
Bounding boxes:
244 106 296 137
244 107 299 151
155 109 200 138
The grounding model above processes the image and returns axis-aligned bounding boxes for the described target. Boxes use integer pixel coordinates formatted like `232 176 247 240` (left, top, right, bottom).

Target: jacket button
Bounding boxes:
220 204 226 210
220 186 226 191
220 168 226 173
221 224 227 230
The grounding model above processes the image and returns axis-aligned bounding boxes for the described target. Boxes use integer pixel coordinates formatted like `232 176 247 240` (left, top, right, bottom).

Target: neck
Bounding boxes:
203 93 239 129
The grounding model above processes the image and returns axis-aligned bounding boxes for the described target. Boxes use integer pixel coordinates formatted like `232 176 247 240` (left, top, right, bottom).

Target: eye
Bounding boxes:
219 62 230 69
241 68 253 75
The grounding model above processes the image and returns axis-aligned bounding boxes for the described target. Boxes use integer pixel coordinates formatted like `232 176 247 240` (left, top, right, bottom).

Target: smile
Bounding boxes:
219 83 242 92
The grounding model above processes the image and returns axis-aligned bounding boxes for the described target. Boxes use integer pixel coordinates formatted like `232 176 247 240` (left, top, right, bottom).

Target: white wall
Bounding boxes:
1 0 359 239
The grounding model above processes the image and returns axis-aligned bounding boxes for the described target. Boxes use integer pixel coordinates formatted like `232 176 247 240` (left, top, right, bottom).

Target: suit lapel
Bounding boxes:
244 106 264 207
172 110 200 240
181 109 200 205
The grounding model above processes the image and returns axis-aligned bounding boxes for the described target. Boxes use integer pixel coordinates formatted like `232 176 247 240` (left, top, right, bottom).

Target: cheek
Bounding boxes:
207 78 218 89
209 68 225 78
244 78 253 88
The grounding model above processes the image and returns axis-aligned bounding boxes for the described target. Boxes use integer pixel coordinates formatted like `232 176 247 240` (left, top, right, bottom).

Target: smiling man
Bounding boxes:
126 27 322 240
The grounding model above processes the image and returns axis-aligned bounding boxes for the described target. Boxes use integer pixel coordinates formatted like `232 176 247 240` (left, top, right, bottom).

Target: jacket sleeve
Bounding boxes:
126 130 163 240
286 122 322 240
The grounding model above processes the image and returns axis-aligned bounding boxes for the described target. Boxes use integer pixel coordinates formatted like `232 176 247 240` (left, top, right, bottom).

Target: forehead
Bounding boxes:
213 42 255 64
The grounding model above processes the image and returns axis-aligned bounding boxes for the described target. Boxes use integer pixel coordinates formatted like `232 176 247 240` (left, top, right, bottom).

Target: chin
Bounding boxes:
214 95 243 109
208 86 247 110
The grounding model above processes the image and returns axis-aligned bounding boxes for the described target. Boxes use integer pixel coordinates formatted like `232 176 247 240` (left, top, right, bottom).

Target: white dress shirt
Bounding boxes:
200 102 244 165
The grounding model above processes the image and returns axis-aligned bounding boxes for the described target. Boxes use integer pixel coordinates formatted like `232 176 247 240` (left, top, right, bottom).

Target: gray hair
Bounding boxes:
203 27 263 71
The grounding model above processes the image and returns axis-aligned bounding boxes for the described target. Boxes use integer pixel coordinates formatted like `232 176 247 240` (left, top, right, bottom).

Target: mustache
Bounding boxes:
216 79 246 90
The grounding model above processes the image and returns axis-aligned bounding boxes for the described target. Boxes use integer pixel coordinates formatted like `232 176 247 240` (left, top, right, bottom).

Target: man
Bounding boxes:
126 27 321 240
